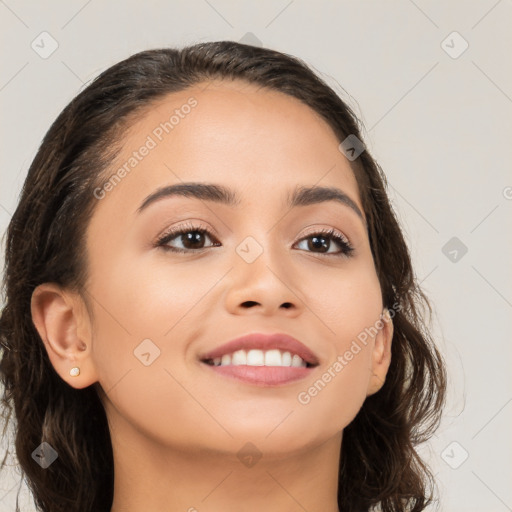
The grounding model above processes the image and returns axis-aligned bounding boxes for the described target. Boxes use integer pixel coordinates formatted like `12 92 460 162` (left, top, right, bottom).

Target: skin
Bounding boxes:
31 79 393 512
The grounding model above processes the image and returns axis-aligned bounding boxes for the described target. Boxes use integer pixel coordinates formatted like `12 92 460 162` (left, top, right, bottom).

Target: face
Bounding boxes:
54 80 392 456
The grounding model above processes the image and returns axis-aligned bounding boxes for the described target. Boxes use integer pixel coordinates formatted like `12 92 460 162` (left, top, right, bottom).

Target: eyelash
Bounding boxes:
155 221 355 258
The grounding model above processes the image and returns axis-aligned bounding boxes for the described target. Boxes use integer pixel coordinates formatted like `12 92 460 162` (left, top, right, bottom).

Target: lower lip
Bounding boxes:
201 363 315 386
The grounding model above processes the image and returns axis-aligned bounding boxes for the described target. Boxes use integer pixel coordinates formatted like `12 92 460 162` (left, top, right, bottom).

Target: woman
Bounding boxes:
0 41 446 512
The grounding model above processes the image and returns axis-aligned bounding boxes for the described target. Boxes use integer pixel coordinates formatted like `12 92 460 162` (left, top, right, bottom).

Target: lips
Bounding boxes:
198 332 320 367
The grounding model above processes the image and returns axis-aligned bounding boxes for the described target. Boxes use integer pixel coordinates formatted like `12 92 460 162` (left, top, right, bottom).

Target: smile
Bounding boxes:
203 348 311 368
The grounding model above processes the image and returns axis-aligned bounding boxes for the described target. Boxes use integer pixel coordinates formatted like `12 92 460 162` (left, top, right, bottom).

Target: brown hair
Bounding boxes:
0 41 446 512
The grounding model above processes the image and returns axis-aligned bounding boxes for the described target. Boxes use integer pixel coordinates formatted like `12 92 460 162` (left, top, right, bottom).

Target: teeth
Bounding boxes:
264 349 282 366
231 350 246 365
282 351 292 366
209 349 308 368
291 354 304 367
247 349 265 366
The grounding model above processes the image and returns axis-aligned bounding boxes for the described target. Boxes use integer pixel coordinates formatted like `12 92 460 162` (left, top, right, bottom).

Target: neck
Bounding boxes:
108 413 342 512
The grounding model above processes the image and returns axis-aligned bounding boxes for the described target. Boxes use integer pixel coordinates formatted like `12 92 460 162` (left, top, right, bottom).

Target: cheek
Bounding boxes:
88 257 216 447
90 250 214 340
301 256 383 344
88 252 223 393
291 262 382 424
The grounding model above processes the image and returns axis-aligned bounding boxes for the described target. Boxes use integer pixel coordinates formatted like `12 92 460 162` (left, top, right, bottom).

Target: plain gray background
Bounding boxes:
1 1 511 511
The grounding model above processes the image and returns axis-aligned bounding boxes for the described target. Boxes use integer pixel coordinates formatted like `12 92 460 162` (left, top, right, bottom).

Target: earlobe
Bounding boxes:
366 307 394 397
30 283 97 389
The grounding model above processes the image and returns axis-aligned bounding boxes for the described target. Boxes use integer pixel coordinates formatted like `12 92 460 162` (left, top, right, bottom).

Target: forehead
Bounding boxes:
93 79 363 218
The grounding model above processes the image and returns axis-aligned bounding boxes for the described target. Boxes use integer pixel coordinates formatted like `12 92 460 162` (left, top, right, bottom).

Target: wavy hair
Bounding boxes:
0 41 446 511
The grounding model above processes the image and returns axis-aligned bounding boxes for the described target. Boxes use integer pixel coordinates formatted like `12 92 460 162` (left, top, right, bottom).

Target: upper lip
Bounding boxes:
199 333 320 366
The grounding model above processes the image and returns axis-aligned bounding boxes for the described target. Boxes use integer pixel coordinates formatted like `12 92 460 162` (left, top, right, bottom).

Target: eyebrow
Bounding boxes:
136 182 366 226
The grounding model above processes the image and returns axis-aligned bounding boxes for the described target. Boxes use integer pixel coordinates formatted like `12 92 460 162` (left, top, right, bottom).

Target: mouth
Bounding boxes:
198 332 320 386
201 349 315 368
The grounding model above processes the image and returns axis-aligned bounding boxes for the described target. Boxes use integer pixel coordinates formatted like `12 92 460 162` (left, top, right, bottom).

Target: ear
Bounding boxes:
30 283 99 389
366 307 394 396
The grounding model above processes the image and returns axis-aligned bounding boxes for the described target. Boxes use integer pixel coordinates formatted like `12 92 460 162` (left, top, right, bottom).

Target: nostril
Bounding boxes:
241 301 259 307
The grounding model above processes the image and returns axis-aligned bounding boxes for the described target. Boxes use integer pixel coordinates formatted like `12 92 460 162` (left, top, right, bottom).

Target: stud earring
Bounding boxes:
70 367 80 377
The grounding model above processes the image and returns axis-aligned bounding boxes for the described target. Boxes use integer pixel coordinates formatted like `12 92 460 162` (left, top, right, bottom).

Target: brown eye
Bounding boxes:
295 229 354 258
156 223 219 253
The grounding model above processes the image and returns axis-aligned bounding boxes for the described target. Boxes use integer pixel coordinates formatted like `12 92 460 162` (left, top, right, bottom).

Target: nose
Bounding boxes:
223 239 302 317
